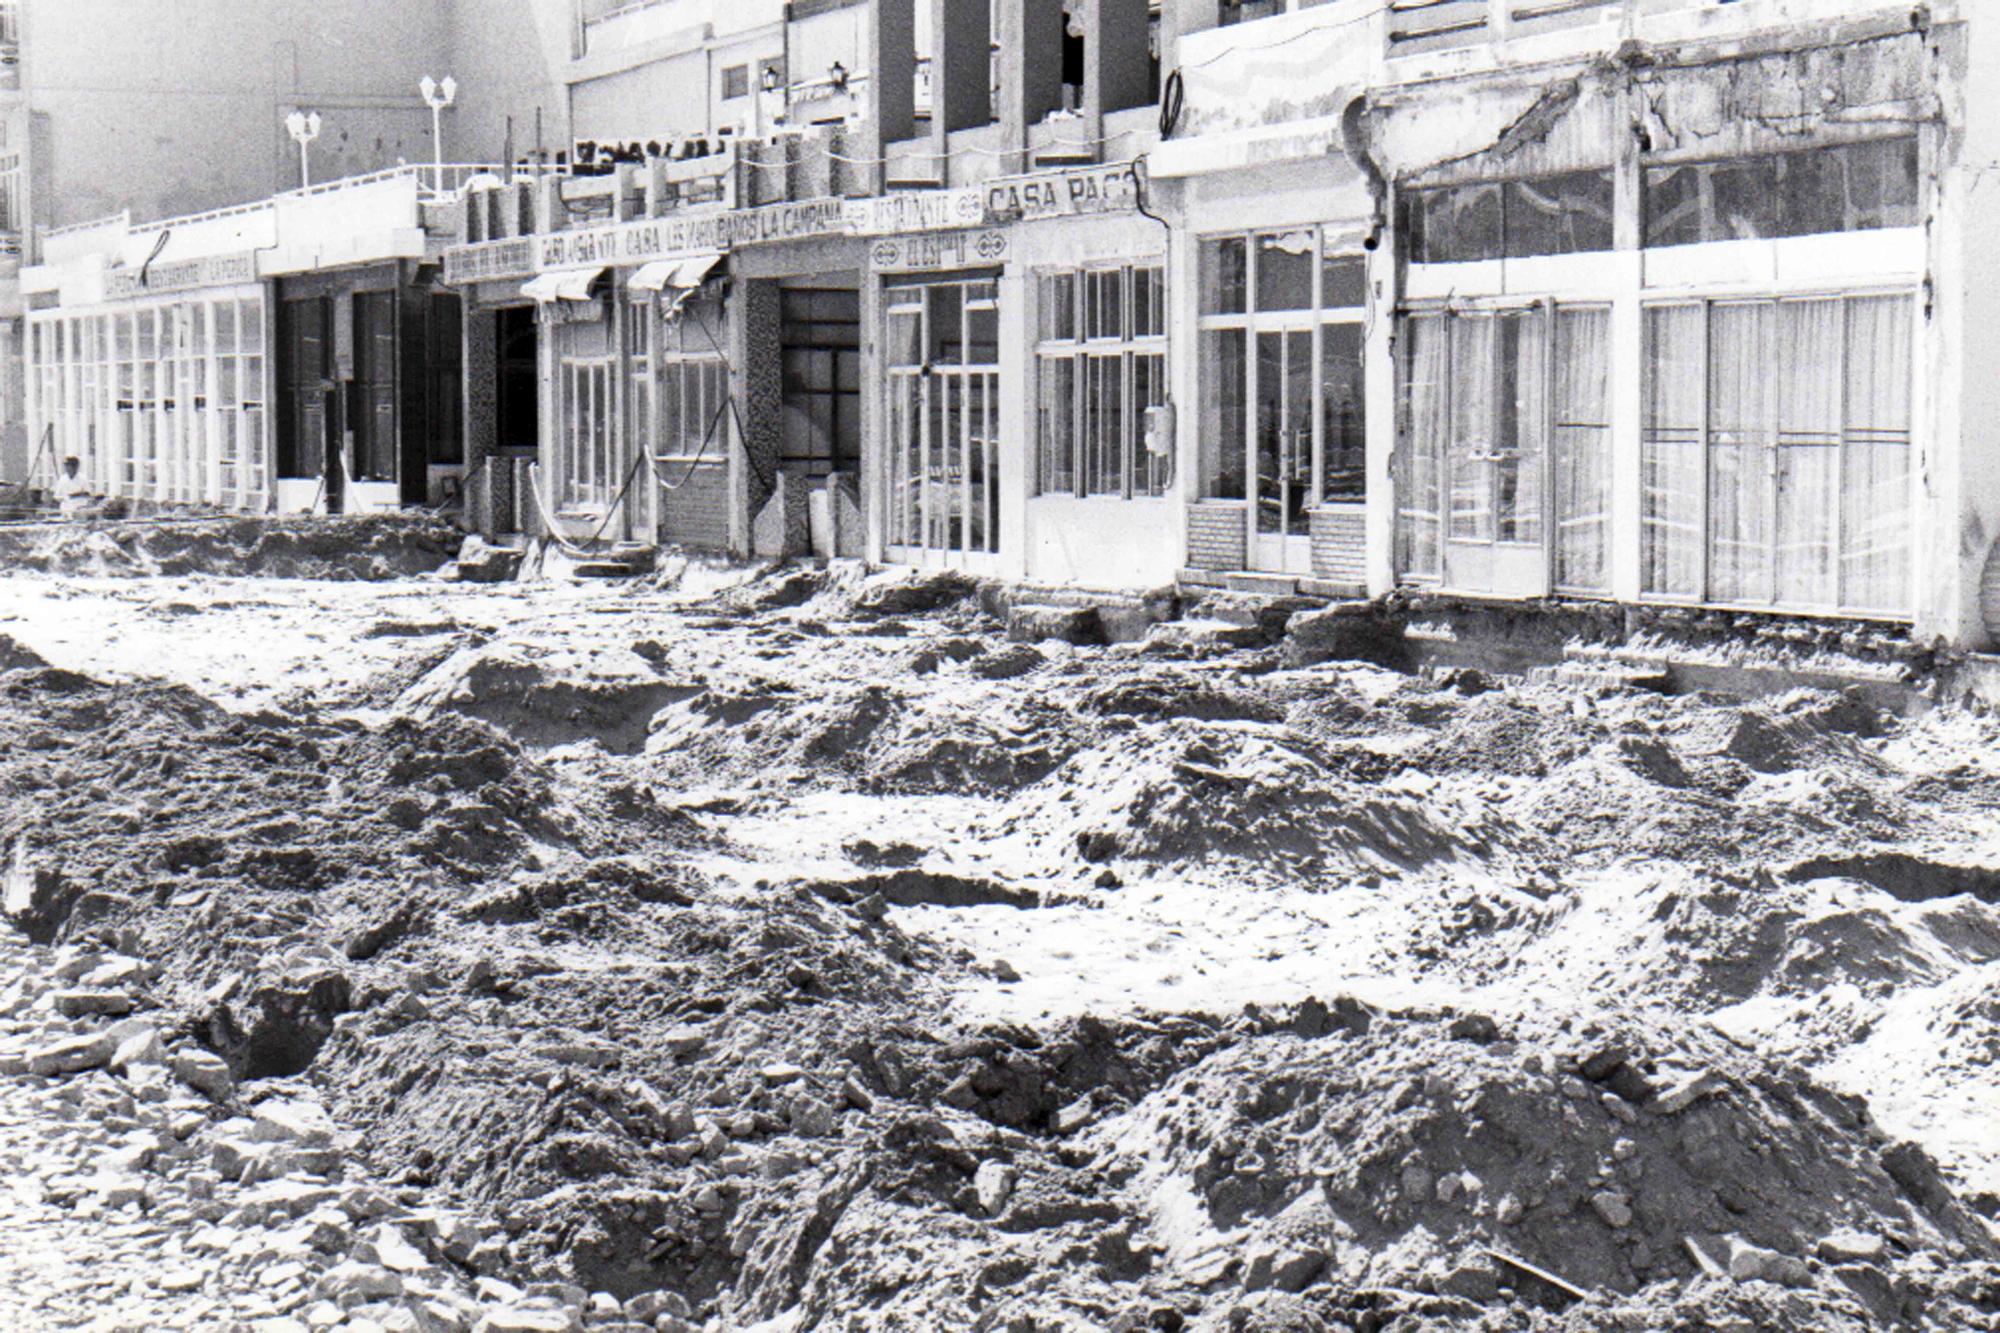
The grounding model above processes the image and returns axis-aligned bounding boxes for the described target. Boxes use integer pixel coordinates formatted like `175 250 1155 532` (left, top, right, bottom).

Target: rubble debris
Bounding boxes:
0 553 1997 1330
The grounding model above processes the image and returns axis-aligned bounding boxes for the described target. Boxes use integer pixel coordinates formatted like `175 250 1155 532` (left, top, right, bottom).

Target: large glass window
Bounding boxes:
1644 137 1919 248
28 291 267 510
1641 292 1913 615
557 311 616 512
1035 263 1167 499
654 295 729 468
1198 229 1368 524
1398 304 1611 590
1407 170 1614 264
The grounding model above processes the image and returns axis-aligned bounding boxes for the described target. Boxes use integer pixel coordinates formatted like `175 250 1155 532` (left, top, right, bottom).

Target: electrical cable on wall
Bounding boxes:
1159 68 1185 140
687 299 772 495
136 228 171 289
654 395 731 492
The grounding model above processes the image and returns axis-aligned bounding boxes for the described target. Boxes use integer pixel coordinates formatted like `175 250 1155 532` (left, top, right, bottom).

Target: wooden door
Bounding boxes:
352 291 398 484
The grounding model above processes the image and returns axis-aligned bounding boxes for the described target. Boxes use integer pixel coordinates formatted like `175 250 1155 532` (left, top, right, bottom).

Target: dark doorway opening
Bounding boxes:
780 286 861 479
277 295 341 510
352 290 397 485
496 305 540 453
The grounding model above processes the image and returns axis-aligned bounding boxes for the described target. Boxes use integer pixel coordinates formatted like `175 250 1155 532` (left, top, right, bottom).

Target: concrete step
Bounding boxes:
572 560 642 581
1530 662 1672 692
1180 591 1322 642
1006 602 1103 646
985 583 1176 644
1143 619 1268 652
1221 571 1303 597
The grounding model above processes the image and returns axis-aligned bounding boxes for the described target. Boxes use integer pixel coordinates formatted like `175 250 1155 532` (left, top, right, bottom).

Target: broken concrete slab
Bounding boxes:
1006 604 1104 647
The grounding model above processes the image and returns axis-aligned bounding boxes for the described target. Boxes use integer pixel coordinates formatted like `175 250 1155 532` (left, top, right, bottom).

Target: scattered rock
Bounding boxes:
1727 1237 1812 1288
1006 604 1103 647
173 1048 236 1099
251 1098 339 1147
1589 1190 1633 1229
26 1030 118 1077
456 537 526 585
1649 1068 1727 1115
1819 1228 1888 1264
974 1160 1017 1216
53 988 134 1017
317 1260 404 1305
109 1025 165 1074
472 1306 581 1333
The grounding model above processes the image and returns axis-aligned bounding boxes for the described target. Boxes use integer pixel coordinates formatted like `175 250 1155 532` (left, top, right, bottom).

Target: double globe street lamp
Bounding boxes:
420 75 458 194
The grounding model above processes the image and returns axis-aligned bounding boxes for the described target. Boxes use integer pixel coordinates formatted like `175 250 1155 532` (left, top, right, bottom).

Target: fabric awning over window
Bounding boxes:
627 260 679 293
522 267 604 303
630 253 723 294
670 252 722 289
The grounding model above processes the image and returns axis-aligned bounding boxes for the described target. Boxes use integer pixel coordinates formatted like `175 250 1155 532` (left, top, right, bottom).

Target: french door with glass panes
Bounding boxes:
1197 229 1370 576
1398 303 1611 598
883 277 1002 566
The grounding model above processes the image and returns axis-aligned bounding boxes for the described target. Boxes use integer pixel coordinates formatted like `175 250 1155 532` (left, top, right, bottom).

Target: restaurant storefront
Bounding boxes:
26 252 272 514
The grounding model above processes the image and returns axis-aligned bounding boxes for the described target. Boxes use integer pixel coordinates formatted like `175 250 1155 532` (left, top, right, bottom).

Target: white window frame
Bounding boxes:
1195 226 1370 511
1034 262 1168 501
1636 283 1919 620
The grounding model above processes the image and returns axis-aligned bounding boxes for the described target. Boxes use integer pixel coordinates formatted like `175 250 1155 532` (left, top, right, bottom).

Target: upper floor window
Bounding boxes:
1643 136 1919 248
720 65 750 101
1405 170 1614 264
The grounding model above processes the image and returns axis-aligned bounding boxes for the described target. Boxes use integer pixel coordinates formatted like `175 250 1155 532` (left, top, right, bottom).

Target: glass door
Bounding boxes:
882 278 1002 566
1440 308 1552 597
1252 329 1313 572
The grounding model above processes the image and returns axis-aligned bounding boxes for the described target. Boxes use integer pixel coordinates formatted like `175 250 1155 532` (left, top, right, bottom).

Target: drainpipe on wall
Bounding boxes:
1341 93 1398 600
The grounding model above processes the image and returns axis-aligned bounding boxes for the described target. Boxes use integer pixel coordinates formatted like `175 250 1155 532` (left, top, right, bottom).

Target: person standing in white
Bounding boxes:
53 456 91 520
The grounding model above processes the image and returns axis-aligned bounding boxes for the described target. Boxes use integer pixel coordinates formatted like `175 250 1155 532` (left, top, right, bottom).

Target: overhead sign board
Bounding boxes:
980 163 1140 224
846 189 985 237
441 238 537 286
105 252 259 300
536 210 733 271
869 228 1010 273
442 163 1145 285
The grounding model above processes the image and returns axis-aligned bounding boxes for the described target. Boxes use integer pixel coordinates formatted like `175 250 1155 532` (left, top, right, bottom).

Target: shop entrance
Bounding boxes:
1439 315 1550 596
883 276 1002 566
495 305 539 452
277 295 341 512
1252 329 1313 574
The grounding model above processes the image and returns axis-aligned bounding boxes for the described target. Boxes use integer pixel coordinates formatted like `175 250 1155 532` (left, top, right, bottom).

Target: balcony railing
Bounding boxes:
1388 0 1618 53
284 162 538 206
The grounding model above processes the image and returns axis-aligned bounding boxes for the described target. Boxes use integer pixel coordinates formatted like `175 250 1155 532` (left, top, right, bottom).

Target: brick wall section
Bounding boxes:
660 460 731 551
1187 502 1248 572
1310 506 1367 585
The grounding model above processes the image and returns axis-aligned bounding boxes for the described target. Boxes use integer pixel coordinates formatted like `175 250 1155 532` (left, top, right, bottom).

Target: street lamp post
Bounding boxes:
420 76 458 195
285 110 322 189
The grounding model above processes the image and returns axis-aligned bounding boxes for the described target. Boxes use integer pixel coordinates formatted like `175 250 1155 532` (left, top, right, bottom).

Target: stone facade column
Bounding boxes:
997 0 1065 174
868 0 918 192
461 305 498 535
929 0 994 179
728 278 784 557
1158 0 1221 72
